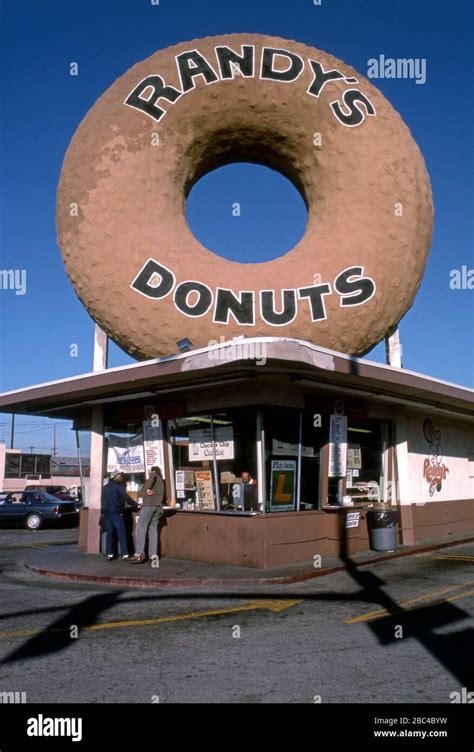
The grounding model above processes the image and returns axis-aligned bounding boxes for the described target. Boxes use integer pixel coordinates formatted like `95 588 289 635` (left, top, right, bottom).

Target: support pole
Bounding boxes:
75 430 85 507
256 411 266 513
85 324 108 553
385 327 402 368
210 415 221 511
296 411 303 512
87 405 104 553
93 324 109 372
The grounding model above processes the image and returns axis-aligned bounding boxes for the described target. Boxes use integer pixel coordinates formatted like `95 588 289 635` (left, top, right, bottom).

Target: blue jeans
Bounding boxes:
135 507 162 557
105 513 128 556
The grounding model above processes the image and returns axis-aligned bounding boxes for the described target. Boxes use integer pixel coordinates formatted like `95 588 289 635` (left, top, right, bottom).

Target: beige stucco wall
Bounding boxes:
399 412 474 504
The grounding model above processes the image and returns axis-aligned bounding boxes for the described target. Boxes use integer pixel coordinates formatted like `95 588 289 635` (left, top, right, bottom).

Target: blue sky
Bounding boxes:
0 0 472 454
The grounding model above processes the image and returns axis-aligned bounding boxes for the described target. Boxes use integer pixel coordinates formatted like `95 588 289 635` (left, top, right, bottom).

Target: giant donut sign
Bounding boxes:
56 34 433 359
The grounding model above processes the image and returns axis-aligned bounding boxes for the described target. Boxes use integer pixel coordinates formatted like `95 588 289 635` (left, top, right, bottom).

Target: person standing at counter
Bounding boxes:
102 472 139 560
241 471 258 512
129 466 165 563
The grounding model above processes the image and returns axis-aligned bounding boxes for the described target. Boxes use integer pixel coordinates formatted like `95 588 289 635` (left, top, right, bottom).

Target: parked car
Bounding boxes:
0 490 79 530
24 484 83 512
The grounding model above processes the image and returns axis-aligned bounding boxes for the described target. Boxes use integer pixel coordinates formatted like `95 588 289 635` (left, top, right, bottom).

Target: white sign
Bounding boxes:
345 511 361 529
328 415 348 477
272 439 315 457
175 469 194 491
107 442 145 474
188 426 234 461
175 470 185 490
143 420 166 478
347 446 362 469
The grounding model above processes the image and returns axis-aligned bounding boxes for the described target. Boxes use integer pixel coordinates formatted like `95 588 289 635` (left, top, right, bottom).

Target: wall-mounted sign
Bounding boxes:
195 470 215 510
270 460 296 512
328 415 348 477
345 512 361 529
188 426 234 461
272 439 315 457
422 418 449 496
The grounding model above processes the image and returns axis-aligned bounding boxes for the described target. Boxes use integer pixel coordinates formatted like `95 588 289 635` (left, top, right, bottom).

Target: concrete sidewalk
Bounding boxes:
23 531 474 589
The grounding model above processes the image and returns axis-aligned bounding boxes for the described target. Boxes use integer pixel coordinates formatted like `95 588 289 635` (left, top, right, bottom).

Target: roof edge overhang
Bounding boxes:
0 338 472 421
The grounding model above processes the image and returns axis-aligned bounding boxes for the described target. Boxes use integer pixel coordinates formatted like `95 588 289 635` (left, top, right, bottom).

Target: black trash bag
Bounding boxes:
367 510 398 528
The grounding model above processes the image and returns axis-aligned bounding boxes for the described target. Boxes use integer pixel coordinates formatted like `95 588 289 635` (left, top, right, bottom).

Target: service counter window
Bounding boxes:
168 411 258 511
264 408 328 512
326 419 389 506
345 421 386 503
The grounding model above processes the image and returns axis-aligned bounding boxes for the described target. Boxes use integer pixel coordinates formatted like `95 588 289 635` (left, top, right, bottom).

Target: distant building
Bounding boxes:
0 445 89 492
51 456 90 478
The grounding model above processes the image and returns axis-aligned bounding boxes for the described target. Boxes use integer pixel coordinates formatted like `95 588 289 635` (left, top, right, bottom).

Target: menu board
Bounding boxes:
143 419 166 477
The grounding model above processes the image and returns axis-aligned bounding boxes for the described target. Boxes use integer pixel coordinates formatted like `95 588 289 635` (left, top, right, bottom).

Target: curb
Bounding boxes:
24 535 474 589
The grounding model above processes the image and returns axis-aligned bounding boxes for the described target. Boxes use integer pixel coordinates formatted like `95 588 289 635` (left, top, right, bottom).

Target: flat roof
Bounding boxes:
0 337 472 420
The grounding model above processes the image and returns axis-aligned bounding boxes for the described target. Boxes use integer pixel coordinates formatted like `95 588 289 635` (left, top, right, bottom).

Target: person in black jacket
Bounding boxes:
102 472 138 560
241 471 258 512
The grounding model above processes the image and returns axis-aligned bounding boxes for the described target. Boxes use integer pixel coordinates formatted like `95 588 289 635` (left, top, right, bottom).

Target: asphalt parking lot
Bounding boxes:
0 529 472 704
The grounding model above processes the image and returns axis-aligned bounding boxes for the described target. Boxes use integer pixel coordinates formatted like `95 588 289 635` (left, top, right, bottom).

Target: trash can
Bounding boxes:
367 508 399 552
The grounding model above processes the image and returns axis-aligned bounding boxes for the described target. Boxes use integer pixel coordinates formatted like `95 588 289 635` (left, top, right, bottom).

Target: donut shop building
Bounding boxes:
0 337 472 568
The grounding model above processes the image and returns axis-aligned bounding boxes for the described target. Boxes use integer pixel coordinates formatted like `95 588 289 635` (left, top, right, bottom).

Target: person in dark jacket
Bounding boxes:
128 466 165 563
241 471 258 512
102 472 138 560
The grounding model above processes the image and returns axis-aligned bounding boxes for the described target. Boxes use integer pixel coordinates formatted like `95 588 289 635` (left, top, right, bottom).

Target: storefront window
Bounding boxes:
264 408 328 512
168 411 258 511
345 420 385 503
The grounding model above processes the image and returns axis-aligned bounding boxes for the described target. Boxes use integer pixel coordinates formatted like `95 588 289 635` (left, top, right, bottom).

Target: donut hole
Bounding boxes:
183 126 309 263
186 162 308 263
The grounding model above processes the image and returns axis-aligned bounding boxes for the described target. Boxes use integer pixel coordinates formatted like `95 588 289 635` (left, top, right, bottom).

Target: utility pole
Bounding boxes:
10 414 15 449
29 446 34 454
52 423 57 457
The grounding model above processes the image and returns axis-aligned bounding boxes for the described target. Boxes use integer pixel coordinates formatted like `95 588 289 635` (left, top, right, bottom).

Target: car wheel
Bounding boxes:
25 513 43 530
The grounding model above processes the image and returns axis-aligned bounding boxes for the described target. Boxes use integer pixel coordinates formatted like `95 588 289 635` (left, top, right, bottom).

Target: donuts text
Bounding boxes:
131 259 376 326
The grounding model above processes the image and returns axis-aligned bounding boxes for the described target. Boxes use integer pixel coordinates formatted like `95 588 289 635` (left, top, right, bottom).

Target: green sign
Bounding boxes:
270 460 296 512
